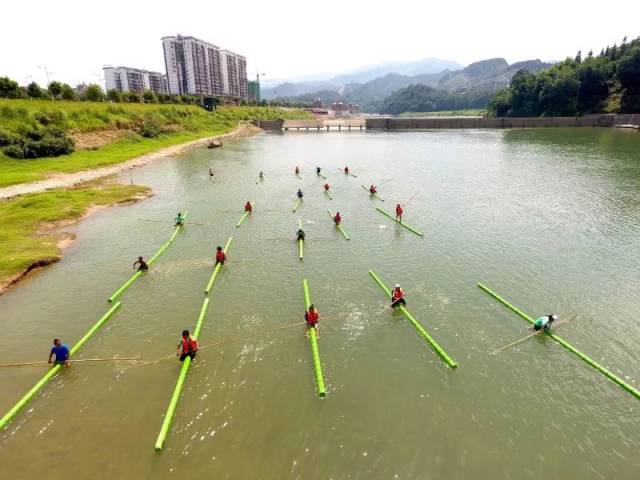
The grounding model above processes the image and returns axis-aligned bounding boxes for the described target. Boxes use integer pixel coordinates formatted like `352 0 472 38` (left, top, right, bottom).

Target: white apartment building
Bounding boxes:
103 66 168 94
161 35 224 96
220 50 248 100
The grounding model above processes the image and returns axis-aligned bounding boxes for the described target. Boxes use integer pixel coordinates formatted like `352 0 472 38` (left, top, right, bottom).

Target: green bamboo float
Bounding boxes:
298 219 304 261
361 185 384 201
0 301 122 430
236 202 254 228
369 270 458 368
204 237 233 294
155 296 211 451
324 190 333 200
292 197 302 213
327 209 350 240
375 207 423 237
477 283 640 400
108 211 189 302
302 279 327 397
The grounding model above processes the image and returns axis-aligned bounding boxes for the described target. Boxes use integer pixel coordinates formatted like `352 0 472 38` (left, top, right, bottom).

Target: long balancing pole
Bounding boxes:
477 282 640 399
369 270 457 368
0 301 122 430
375 207 423 237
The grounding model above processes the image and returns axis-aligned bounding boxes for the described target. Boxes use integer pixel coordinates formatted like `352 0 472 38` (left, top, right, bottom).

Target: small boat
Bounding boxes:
207 139 223 149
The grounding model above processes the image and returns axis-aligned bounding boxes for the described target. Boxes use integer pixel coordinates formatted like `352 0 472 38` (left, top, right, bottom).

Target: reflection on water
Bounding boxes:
1 129 639 479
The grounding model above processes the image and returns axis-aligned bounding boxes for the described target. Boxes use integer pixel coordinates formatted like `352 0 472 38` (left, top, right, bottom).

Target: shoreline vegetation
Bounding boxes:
0 180 150 294
0 100 310 187
0 101 311 293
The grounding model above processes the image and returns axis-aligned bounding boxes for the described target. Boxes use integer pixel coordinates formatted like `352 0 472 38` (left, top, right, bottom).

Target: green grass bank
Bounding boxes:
0 100 311 187
0 182 150 292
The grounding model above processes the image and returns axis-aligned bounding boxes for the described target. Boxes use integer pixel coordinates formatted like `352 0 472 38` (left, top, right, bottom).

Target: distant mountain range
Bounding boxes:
261 57 463 98
263 57 554 113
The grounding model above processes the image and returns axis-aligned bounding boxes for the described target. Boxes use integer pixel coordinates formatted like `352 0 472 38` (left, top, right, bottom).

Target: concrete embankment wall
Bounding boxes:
366 114 638 130
251 119 285 131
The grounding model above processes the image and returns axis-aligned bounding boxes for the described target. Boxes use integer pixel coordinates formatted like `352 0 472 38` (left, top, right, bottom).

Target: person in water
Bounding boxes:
333 212 342 225
370 185 377 194
305 304 320 337
244 201 252 212
49 338 70 366
208 168 215 180
215 246 226 265
324 183 330 191
259 171 264 180
295 166 300 175
133 256 148 271
391 284 406 308
175 212 185 226
532 314 558 331
316 166 321 175
344 166 349 174
297 189 304 199
395 204 403 222
176 329 198 362
296 228 305 241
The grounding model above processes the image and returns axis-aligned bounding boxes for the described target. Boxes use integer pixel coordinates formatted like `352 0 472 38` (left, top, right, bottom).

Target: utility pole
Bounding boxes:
38 66 54 100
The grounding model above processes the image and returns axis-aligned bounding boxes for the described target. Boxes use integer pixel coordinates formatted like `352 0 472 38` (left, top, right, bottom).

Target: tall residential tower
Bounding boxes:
220 50 248 99
161 35 223 96
161 34 248 100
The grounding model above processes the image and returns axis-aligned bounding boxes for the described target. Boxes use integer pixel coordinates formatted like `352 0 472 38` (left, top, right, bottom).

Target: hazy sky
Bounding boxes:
2 0 639 87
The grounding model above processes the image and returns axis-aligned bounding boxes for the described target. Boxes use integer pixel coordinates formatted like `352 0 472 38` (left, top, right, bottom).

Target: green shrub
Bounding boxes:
0 128 21 146
3 144 25 158
37 134 75 156
2 127 75 159
138 117 162 138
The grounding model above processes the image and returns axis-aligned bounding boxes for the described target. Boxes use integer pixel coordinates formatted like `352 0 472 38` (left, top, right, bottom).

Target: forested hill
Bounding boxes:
488 36 640 116
277 57 551 113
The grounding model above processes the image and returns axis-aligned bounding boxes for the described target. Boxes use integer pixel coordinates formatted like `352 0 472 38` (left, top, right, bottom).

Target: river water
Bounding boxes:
1 128 639 479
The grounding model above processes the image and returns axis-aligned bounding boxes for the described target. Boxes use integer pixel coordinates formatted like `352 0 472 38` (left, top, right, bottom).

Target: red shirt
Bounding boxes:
392 288 404 300
216 251 226 263
334 214 341 224
324 184 330 191
396 205 403 215
370 186 377 193
181 336 198 353
305 310 319 326
244 203 252 212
